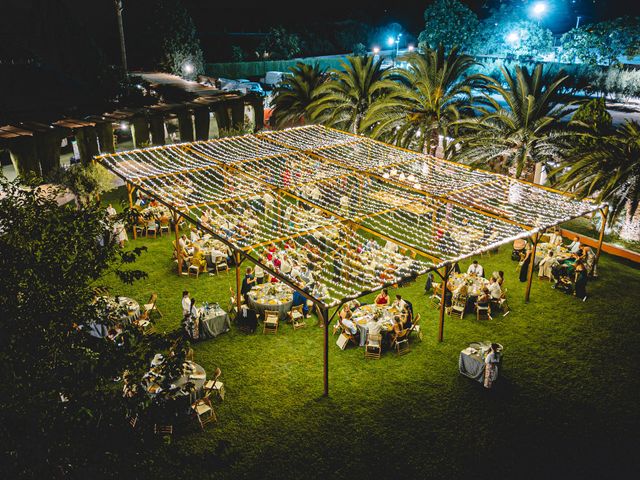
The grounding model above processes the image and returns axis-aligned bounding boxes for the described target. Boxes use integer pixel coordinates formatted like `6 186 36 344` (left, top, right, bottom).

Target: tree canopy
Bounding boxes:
418 0 479 51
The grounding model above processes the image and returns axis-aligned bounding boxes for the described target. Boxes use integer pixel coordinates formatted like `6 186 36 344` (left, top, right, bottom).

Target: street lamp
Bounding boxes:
408 44 414 52
506 31 520 45
372 46 380 55
183 63 194 75
388 33 402 65
531 2 547 25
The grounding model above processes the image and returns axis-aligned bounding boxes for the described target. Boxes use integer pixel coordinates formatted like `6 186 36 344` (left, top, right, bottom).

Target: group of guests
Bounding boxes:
337 290 414 348
535 233 595 301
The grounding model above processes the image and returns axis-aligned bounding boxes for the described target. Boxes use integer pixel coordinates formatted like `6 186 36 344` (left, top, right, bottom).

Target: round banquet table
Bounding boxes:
95 296 140 324
534 243 572 266
447 273 489 297
246 284 294 321
145 359 207 406
350 304 402 346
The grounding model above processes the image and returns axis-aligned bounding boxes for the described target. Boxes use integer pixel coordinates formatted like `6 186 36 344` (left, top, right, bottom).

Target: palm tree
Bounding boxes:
362 45 484 155
554 120 640 241
451 64 572 181
309 56 394 133
271 62 326 129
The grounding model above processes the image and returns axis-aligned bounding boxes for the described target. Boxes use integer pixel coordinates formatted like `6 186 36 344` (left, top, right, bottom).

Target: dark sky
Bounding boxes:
182 0 640 35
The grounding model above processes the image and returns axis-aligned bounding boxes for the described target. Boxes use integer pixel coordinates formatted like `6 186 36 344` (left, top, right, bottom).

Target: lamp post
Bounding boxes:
531 2 547 26
114 0 128 74
387 33 402 66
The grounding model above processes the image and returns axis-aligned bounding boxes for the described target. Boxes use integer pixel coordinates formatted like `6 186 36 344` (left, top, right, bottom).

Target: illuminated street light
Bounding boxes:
119 122 129 130
183 62 194 75
407 44 414 52
506 31 520 44
532 2 547 16
372 46 380 55
387 37 395 47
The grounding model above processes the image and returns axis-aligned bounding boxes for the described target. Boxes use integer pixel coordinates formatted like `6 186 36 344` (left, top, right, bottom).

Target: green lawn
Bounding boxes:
100 190 640 479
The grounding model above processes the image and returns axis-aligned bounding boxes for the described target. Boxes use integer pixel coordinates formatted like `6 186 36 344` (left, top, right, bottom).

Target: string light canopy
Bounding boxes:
96 125 604 308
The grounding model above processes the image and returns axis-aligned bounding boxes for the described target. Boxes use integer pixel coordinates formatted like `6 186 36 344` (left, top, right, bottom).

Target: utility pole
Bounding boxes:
114 0 128 74
576 16 582 28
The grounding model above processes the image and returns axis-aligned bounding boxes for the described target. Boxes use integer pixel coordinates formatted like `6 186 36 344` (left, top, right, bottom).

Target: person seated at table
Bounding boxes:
200 210 211 230
548 229 563 246
280 255 293 276
452 282 468 300
339 304 357 335
191 245 208 273
290 262 302 280
149 199 159 208
292 286 310 318
300 265 314 285
488 277 502 300
347 299 361 311
476 288 491 308
567 236 581 254
311 281 329 300
538 251 557 280
375 289 390 306
106 203 117 218
241 267 256 302
267 243 277 255
178 234 194 256
384 240 399 253
189 227 201 243
393 294 407 313
467 260 484 277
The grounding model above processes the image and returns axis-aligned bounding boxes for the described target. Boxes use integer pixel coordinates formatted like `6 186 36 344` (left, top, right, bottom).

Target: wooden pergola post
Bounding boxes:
235 251 243 312
172 211 183 274
126 183 136 240
525 233 540 303
593 205 609 276
318 305 330 397
437 264 451 342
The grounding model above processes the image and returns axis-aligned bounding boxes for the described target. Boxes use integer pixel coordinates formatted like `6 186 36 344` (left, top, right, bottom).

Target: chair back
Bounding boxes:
411 313 421 330
147 293 157 307
367 333 381 344
265 310 279 323
213 367 222 382
291 305 303 314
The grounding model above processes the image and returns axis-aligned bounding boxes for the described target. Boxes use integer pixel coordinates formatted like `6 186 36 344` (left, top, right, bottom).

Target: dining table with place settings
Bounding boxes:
459 341 504 383
246 282 294 320
94 295 140 324
534 242 573 266
350 304 402 347
447 273 489 297
197 303 231 339
144 355 207 405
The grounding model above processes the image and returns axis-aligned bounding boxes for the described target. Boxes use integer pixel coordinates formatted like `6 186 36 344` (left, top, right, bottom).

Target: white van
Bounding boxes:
261 71 291 87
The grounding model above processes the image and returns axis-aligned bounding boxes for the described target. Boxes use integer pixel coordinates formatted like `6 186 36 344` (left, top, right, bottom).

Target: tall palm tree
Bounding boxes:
309 56 394 133
451 64 573 181
271 62 326 129
362 45 484 155
554 120 640 241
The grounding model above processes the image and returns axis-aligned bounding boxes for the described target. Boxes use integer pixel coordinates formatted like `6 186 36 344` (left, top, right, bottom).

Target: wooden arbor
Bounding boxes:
97 125 606 395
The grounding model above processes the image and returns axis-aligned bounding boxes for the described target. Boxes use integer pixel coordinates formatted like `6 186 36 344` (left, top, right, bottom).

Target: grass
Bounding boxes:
99 188 640 479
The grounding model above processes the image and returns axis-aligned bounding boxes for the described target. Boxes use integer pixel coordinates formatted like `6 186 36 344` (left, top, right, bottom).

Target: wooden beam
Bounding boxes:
524 233 540 303
437 264 451 342
126 183 136 240
593 205 609 276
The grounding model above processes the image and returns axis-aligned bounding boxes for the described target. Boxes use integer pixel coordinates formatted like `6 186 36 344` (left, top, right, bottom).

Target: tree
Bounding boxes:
271 62 327 128
561 18 640 66
554 120 640 241
362 45 484 155
472 3 553 60
258 27 302 60
418 0 479 51
231 45 245 62
353 43 367 57
0 177 153 477
309 56 393 133
451 64 572 181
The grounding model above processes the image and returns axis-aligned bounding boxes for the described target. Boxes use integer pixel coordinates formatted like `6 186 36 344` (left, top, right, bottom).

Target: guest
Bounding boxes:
189 227 201 243
476 287 491 307
384 240 399 253
496 271 505 286
568 236 581 254
453 282 468 300
254 264 265 284
300 265 314 285
106 203 117 218
467 260 484 277
241 267 255 302
453 262 461 274
191 245 208 273
292 287 310 317
178 234 193 256
548 229 563 246
518 244 532 282
393 294 407 312
488 277 502 300
339 304 357 335
374 289 390 306
538 251 557 280
181 290 191 317
280 255 292 275
483 343 501 389
574 260 588 300
582 246 596 276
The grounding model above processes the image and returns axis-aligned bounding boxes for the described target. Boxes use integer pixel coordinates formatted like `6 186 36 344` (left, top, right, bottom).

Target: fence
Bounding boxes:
205 56 347 79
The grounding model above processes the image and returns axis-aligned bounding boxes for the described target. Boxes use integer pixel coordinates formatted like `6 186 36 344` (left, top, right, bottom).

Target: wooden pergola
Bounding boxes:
96 125 607 396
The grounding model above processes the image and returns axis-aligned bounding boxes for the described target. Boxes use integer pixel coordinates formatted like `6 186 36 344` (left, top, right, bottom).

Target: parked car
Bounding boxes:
221 80 265 96
260 71 292 88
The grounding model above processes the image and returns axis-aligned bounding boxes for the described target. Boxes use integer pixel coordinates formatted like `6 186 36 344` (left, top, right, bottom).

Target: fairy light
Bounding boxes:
97 125 603 307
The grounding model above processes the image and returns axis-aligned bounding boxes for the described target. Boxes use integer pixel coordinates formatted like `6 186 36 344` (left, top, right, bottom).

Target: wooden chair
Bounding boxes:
188 263 200 278
214 257 229 275
146 220 158 238
134 315 155 335
159 217 171 236
191 395 217 430
153 424 173 436
263 310 279 334
364 333 382 359
143 293 162 318
288 305 306 330
228 287 242 321
391 329 410 356
476 302 492 321
128 414 139 430
407 313 422 341
429 283 442 308
135 218 146 237
204 367 225 401
339 322 359 346
497 288 510 317
186 348 194 362
449 295 466 319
